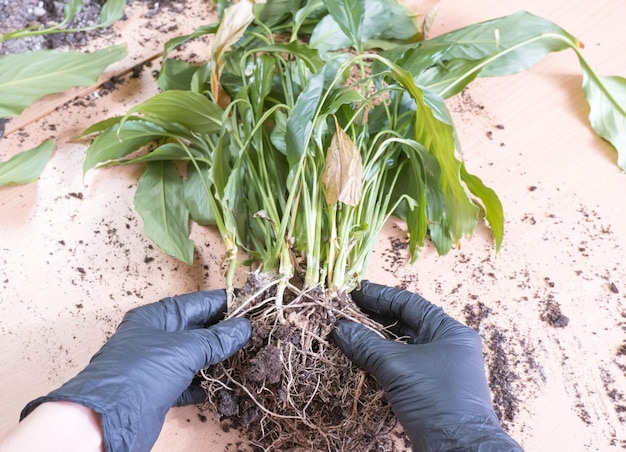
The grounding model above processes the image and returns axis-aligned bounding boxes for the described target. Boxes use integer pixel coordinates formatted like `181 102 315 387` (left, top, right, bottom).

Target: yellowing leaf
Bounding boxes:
322 119 362 206
210 0 255 105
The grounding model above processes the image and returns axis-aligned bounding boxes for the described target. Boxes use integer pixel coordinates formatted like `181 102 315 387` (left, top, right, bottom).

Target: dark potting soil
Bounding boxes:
0 0 187 56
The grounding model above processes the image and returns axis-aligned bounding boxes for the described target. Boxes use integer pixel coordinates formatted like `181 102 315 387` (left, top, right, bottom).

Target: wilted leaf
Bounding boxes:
0 139 54 186
383 59 479 244
0 45 126 118
210 0 255 105
322 119 362 206
579 60 626 172
460 162 504 252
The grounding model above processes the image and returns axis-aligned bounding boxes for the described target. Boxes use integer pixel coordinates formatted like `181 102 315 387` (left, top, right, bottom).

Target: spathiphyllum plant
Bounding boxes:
81 0 626 448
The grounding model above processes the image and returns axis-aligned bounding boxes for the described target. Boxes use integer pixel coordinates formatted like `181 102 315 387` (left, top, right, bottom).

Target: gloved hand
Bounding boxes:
334 281 523 452
20 290 251 452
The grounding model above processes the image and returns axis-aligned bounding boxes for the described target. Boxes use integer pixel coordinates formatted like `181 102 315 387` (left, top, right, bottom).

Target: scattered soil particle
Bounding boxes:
486 329 520 425
540 295 570 328
67 192 84 200
609 282 619 293
463 301 492 331
601 368 626 423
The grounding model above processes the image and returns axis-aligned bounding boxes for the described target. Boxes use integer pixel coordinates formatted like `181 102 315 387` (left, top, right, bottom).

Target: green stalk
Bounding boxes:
326 203 338 292
177 137 240 308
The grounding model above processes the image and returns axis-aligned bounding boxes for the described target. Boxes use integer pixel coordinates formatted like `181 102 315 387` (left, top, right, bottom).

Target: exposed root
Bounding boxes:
200 272 405 451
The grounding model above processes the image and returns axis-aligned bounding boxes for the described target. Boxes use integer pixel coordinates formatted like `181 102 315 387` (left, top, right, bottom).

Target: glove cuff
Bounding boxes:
20 379 164 452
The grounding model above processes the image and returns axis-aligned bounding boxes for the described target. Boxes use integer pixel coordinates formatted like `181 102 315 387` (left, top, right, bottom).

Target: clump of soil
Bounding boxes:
539 295 569 328
201 272 404 451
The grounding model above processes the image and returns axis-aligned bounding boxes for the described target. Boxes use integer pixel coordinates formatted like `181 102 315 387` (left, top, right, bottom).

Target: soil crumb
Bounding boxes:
540 296 570 328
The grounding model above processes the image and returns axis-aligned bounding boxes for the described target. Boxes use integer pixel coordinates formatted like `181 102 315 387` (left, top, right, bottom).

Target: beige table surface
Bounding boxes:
2 1 626 450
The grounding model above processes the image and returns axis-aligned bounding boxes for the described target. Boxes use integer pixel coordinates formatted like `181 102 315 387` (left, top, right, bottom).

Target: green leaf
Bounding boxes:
83 120 167 174
0 45 127 118
0 139 54 186
99 0 126 27
254 42 325 73
63 0 84 24
311 0 421 53
460 163 504 252
158 59 199 92
124 90 223 135
285 71 325 167
81 115 127 136
135 161 195 264
114 143 205 166
158 23 219 91
578 59 626 172
382 58 479 246
385 11 577 98
185 161 216 225
324 0 365 52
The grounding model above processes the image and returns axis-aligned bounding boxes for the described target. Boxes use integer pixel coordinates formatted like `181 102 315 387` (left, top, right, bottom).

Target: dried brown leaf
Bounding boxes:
322 119 363 206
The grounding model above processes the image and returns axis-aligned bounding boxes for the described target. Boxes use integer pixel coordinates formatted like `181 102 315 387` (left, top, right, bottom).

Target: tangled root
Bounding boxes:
201 272 406 451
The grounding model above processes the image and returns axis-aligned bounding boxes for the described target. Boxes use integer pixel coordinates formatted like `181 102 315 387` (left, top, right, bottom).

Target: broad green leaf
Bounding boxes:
249 55 276 119
382 58 479 245
84 120 167 174
384 11 578 98
311 0 421 53
579 59 626 172
159 59 199 92
404 155 428 260
135 161 195 264
254 42 325 73
270 109 288 155
460 163 504 252
185 161 216 225
0 139 54 186
324 0 365 52
99 0 126 27
124 90 223 135
211 134 234 199
114 143 205 166
285 71 325 167
0 45 126 117
81 115 127 136
158 23 219 91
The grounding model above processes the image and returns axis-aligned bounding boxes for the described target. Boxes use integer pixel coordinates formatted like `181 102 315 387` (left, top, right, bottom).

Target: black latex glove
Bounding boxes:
334 281 523 452
21 290 251 452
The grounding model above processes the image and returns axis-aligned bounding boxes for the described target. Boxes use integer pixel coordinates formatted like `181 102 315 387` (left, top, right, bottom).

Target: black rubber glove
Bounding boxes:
20 290 251 452
334 281 523 452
